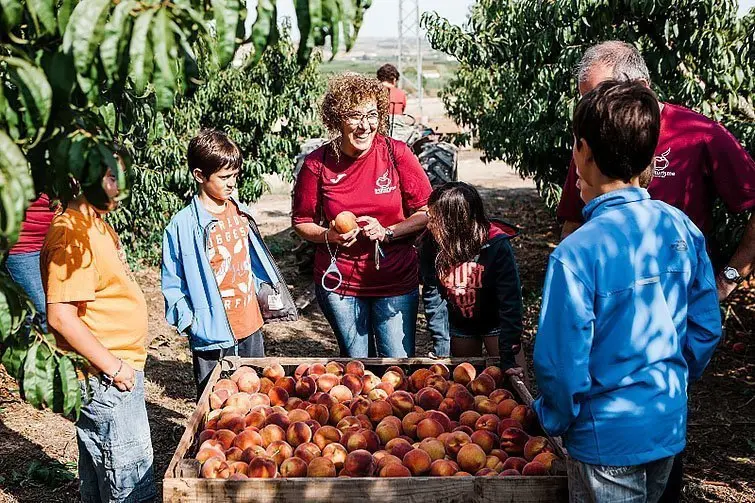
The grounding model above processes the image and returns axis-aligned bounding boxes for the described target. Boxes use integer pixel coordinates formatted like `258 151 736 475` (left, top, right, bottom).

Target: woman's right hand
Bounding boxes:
327 223 359 247
112 361 136 392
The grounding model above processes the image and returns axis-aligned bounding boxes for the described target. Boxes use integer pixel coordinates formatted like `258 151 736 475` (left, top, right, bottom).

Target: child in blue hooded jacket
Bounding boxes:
533 81 721 502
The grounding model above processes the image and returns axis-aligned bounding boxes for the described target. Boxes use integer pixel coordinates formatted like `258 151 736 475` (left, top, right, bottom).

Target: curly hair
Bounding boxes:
320 73 390 139
377 64 400 83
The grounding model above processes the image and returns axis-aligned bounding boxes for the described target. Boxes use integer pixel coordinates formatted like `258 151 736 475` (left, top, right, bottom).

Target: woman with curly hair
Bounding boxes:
292 73 432 357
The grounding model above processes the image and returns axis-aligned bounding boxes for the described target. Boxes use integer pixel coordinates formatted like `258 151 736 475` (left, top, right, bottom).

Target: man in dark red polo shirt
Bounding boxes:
377 64 408 116
556 41 755 502
558 41 755 302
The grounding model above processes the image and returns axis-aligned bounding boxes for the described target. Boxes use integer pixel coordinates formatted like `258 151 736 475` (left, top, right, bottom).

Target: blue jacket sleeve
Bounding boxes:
533 256 595 437
494 240 523 370
161 224 193 335
684 246 722 381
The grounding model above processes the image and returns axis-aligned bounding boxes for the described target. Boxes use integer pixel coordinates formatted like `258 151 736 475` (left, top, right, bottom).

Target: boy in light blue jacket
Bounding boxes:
162 130 297 398
533 81 721 502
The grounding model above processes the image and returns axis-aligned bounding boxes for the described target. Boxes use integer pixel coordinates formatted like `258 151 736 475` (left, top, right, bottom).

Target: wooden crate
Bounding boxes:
164 357 569 503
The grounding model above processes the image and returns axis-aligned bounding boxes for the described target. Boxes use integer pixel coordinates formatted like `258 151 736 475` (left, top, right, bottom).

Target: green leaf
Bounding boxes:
27 0 57 35
322 0 341 59
99 103 116 132
0 0 23 31
295 0 322 65
250 0 275 64
69 0 112 75
150 8 177 109
1 334 27 379
66 134 87 181
0 130 33 247
101 0 136 84
21 341 54 407
128 8 156 95
40 49 76 112
0 284 11 343
57 355 79 417
57 0 74 34
338 0 355 51
211 0 241 68
2 57 53 143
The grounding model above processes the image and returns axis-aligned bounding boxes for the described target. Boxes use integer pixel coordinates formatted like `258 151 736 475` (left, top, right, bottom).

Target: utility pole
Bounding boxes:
397 0 423 116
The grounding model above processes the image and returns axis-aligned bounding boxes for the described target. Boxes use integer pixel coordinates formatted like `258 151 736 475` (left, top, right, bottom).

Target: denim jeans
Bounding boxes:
568 456 674 503
192 330 265 399
77 371 155 503
4 251 47 330
420 283 450 357
316 286 418 358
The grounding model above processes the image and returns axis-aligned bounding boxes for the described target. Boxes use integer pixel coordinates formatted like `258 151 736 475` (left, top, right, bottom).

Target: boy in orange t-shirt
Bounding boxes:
41 166 155 502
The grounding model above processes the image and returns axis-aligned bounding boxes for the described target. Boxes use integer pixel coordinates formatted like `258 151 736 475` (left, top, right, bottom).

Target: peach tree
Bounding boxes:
0 0 371 415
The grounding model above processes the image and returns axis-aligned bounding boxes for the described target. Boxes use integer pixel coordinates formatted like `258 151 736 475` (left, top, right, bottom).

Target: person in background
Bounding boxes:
42 163 156 502
4 193 55 329
556 41 755 501
162 130 297 398
420 182 524 374
377 63 407 116
534 80 722 503
292 73 432 358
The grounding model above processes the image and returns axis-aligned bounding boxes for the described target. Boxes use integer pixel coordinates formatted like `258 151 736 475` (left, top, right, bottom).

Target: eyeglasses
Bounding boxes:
344 111 380 128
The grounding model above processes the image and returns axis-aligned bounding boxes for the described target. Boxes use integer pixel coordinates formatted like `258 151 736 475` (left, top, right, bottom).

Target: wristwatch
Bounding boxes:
384 228 394 243
721 266 744 284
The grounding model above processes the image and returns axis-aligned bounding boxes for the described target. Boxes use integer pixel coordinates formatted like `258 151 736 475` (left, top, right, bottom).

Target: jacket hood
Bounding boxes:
488 219 519 241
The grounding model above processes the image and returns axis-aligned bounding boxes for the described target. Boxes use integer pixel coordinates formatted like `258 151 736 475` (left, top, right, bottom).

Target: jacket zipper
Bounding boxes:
203 222 236 346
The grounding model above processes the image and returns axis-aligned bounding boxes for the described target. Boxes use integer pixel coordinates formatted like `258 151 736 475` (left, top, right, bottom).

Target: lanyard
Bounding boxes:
321 230 343 292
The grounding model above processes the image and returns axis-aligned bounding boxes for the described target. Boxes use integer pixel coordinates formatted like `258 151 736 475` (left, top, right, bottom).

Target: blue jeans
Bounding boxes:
316 286 418 357
421 283 450 357
77 371 155 503
192 329 265 399
568 457 674 503
4 251 47 330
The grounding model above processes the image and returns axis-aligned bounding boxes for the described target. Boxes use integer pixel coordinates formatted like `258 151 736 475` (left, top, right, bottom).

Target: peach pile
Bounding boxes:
195 361 556 479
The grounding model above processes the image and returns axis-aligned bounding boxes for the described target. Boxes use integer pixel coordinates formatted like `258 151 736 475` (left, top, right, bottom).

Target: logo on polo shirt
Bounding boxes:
653 148 675 178
330 173 347 184
374 170 397 194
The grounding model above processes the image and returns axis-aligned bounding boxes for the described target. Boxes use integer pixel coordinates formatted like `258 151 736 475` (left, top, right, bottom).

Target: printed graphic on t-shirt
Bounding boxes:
208 208 254 311
442 261 485 318
375 169 397 195
653 147 675 178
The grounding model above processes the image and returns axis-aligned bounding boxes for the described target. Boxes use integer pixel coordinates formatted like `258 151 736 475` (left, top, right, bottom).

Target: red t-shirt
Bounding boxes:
557 103 755 235
388 86 407 116
10 194 55 255
292 136 432 297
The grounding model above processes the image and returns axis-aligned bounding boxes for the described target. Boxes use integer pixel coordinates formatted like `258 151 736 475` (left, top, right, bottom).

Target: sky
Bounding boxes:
263 0 755 40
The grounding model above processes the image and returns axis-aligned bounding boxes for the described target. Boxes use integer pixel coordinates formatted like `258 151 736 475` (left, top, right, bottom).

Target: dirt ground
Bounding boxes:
1 146 753 502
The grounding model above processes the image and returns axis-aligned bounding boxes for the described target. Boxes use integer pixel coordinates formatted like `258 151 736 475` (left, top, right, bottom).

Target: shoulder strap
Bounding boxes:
385 136 397 170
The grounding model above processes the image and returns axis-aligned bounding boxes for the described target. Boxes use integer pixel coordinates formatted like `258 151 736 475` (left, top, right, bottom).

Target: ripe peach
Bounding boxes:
214 378 238 394
388 391 415 417
307 456 337 477
228 460 249 475
532 452 558 471
316 373 340 393
375 381 395 396
459 410 481 429
285 397 304 412
307 363 327 376
349 396 372 416
444 430 472 458
502 456 527 473
381 415 403 432
416 387 444 411
346 429 380 453
490 449 509 463
260 424 286 447
524 436 552 461
236 371 261 394
385 438 414 460
217 414 246 434
262 363 285 382
265 412 290 432
199 428 217 445
248 393 271 409
329 385 353 403
296 376 318 400
336 416 362 433
210 389 231 410
437 432 451 445
499 468 521 476
522 460 548 476
244 410 267 430
471 430 498 454
323 361 343 376
379 462 412 477
475 468 498 476
425 410 452 432
456 443 486 474
381 370 404 390
409 368 433 392
401 411 426 439
485 455 505 472
259 377 275 395
437 397 461 420
476 398 498 415
453 425 474 436
416 418 444 440
247 455 277 478
500 427 529 456
402 448 432 476
497 418 524 436
340 374 364 396
294 363 310 381
430 458 458 476
329 403 351 426
228 472 248 480
475 414 500 434
361 373 382 395
510 405 537 430
367 400 393 425
425 375 450 395
496 399 519 418
287 408 311 424
279 456 308 477
481 366 504 387
233 429 263 451
322 442 348 470
291 442 320 465
267 386 290 407
453 389 476 412
452 363 476 386
240 445 266 463
286 422 313 448
469 374 496 397
489 388 514 404
304 404 329 426
385 365 406 377
196 446 225 463
274 375 296 395
315 392 337 409
429 363 450 379
266 440 294 466
375 453 403 472
419 438 446 461
201 457 231 479
345 360 365 377
313 425 342 450
230 366 254 382
367 388 389 402
376 419 401 445
344 449 375 476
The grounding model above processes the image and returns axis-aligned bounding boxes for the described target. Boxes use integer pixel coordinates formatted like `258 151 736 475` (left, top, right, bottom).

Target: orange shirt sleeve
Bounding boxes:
42 226 97 305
